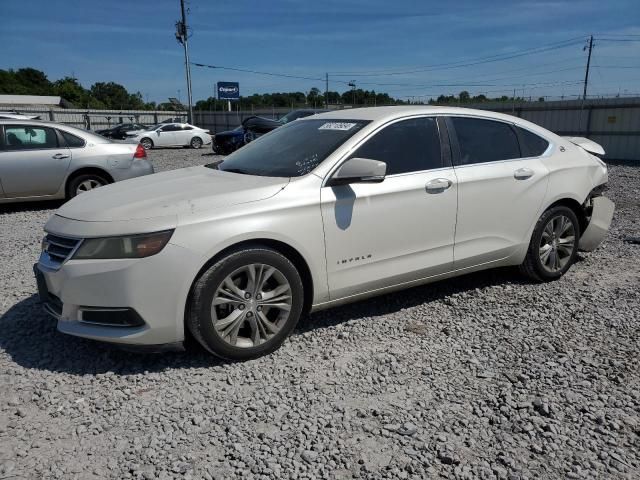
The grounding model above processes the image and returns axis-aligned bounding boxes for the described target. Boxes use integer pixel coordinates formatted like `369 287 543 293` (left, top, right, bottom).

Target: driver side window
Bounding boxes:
351 117 442 175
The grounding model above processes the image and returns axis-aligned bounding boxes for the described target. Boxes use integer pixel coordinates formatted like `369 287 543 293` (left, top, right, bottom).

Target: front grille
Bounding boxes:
41 233 82 269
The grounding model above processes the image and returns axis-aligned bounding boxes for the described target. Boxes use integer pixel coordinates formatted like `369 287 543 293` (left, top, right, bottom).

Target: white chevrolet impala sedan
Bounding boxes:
35 106 614 360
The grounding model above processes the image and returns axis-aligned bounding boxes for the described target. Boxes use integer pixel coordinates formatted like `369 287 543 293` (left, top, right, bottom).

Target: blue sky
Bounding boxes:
1 0 639 102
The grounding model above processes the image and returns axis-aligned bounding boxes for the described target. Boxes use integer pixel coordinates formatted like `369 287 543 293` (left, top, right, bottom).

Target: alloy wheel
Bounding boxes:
191 137 203 149
539 214 575 273
76 178 103 194
211 263 292 348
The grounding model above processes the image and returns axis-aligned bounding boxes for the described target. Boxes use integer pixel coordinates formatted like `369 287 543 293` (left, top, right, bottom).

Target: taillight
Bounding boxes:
134 144 146 159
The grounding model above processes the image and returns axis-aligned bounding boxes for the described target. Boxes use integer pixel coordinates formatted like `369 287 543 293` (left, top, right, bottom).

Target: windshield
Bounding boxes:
215 119 369 177
278 111 299 124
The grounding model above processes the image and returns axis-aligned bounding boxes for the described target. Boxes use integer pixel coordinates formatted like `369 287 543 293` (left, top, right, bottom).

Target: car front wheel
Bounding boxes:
520 205 580 282
187 247 304 360
190 137 203 149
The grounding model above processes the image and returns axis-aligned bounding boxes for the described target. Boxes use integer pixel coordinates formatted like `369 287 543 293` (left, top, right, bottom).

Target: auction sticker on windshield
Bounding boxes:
319 122 357 131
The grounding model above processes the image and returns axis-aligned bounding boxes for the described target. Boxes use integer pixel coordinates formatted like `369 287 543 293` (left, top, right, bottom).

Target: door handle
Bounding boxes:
514 168 534 180
425 178 452 194
52 153 70 160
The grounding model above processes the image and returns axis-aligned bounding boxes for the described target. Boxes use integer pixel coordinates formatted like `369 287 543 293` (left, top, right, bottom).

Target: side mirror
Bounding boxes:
326 157 387 187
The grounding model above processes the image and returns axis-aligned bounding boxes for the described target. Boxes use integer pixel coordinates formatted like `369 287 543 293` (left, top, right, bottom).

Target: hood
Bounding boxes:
56 166 289 222
216 128 244 138
242 116 282 133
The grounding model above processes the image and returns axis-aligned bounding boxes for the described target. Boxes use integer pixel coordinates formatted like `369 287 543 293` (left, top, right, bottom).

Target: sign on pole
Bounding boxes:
217 82 240 100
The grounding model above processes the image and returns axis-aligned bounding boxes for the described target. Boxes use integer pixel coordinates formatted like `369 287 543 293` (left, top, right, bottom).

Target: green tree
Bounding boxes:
14 68 53 95
90 82 133 109
53 77 87 106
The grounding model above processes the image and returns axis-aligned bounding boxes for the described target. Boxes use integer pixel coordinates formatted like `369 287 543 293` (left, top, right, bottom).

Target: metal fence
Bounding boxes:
8 98 639 161
192 108 290 134
4 107 189 131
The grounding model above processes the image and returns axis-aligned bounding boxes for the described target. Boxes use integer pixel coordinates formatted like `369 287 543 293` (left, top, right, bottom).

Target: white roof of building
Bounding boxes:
0 95 63 106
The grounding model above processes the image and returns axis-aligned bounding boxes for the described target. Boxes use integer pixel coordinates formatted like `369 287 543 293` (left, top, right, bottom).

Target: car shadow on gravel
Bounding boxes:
0 267 532 375
0 199 66 213
302 266 530 333
0 295 221 375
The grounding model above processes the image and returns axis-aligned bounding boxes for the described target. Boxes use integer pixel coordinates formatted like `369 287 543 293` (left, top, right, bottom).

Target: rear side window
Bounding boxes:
352 117 442 175
4 125 58 150
516 127 549 157
449 117 520 165
60 130 86 148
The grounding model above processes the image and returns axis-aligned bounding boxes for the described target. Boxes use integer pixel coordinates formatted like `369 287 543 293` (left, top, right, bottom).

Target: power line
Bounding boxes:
595 38 640 42
329 36 587 76
191 62 325 82
594 33 640 37
382 80 584 96
593 65 640 69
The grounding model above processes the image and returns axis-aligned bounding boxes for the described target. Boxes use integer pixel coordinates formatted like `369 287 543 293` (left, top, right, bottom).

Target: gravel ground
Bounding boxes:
0 149 638 480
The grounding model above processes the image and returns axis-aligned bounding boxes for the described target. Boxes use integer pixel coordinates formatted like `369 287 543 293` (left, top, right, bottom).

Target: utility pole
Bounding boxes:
175 0 194 124
348 81 356 107
582 35 594 100
325 73 329 109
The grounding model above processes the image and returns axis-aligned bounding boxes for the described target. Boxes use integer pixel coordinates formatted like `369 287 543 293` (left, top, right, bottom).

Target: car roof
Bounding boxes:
0 119 56 126
303 106 556 137
0 119 111 141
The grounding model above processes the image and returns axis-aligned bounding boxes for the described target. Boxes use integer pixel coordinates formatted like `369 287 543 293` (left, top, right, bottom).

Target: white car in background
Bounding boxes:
35 106 613 360
127 123 211 150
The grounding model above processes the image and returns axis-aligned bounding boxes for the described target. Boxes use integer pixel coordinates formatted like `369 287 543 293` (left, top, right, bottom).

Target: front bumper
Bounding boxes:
35 242 200 346
579 195 615 251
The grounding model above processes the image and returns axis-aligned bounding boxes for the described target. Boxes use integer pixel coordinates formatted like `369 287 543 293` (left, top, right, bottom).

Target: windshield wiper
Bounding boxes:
205 159 224 169
221 168 254 175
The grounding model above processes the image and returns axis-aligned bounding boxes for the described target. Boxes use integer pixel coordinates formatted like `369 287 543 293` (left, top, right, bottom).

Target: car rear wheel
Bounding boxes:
140 138 153 150
187 247 304 360
67 173 109 198
520 205 580 282
190 137 203 149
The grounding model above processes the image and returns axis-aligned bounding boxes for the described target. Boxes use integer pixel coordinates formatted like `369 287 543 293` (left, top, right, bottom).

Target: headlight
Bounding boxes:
73 230 173 260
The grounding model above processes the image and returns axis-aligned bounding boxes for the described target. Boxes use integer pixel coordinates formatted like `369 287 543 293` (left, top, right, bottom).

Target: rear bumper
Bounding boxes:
111 159 154 182
579 196 615 251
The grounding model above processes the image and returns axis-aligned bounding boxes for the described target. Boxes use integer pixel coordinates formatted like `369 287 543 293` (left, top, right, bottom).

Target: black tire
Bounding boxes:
520 205 580 282
67 173 109 198
140 138 153 150
190 137 203 149
187 247 304 361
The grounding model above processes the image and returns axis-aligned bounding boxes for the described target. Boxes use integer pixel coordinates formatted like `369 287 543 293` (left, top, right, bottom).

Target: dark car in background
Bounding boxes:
212 108 327 154
96 123 149 140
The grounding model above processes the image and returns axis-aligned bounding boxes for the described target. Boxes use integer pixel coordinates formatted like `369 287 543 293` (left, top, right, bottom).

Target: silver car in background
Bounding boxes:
0 120 154 204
